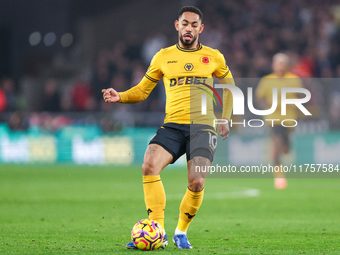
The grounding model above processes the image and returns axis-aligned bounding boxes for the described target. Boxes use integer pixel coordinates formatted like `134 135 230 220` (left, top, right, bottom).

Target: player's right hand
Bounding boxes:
102 88 120 103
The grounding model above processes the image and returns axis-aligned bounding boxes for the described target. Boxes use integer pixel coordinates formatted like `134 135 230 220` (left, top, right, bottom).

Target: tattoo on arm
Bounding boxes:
146 145 157 155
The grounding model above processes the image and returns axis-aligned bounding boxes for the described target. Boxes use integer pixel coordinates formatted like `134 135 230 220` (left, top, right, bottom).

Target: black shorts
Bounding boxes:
272 125 290 146
149 123 217 163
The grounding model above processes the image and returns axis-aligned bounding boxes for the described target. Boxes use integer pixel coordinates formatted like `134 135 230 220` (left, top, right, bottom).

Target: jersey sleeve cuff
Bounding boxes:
221 113 231 122
118 92 128 103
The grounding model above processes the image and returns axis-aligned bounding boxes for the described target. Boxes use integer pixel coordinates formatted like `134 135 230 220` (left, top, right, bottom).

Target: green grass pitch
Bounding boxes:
0 165 339 254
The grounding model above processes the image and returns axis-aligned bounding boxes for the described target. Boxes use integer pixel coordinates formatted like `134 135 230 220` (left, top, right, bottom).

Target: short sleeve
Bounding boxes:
255 79 266 99
295 77 303 88
213 51 230 79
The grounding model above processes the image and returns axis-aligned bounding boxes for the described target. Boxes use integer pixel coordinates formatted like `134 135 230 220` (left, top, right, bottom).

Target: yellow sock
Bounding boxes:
143 175 165 229
177 187 204 232
273 164 286 178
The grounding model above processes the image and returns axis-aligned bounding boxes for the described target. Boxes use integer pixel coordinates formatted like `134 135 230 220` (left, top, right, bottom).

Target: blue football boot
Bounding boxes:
125 241 136 249
173 234 192 249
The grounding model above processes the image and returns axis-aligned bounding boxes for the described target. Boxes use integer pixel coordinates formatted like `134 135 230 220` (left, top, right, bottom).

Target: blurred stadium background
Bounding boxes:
1 1 340 254
0 0 339 166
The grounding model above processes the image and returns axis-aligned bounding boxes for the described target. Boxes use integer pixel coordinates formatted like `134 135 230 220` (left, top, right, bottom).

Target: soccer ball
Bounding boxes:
131 219 164 250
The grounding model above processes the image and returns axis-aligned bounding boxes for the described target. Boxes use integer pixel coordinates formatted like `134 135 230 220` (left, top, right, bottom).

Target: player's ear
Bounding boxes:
175 20 179 31
199 23 204 34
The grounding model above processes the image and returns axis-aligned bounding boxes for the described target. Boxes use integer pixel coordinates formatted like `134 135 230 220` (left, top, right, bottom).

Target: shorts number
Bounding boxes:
209 132 218 150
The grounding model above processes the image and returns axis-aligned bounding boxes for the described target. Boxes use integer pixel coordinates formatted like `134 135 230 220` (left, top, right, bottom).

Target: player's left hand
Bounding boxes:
219 119 230 140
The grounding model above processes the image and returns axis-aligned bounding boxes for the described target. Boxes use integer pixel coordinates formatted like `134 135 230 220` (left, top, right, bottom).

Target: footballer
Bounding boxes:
256 53 303 190
103 6 235 249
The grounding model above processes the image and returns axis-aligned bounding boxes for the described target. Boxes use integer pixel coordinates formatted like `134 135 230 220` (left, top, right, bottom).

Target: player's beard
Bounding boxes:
179 33 197 47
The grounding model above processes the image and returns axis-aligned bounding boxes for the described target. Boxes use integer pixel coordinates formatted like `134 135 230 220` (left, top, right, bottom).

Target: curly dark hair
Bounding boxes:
178 6 203 22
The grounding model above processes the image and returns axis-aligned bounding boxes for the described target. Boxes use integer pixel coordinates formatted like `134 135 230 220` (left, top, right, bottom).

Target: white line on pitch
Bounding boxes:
166 187 260 200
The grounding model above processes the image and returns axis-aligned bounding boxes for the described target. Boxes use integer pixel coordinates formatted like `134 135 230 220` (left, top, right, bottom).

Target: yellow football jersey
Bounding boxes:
256 72 303 123
118 43 235 127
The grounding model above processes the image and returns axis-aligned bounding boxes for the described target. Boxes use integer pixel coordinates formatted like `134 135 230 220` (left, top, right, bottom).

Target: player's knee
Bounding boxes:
188 179 205 192
142 158 158 175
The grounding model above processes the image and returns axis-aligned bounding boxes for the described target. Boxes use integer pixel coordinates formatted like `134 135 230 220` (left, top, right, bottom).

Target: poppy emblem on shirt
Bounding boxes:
200 56 210 64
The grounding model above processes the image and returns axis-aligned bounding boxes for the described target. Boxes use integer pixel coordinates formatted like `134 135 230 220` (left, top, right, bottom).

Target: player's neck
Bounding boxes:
178 41 200 50
274 71 286 78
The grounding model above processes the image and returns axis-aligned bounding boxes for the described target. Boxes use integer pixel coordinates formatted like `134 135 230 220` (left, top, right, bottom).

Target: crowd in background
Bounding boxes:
1 0 340 131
